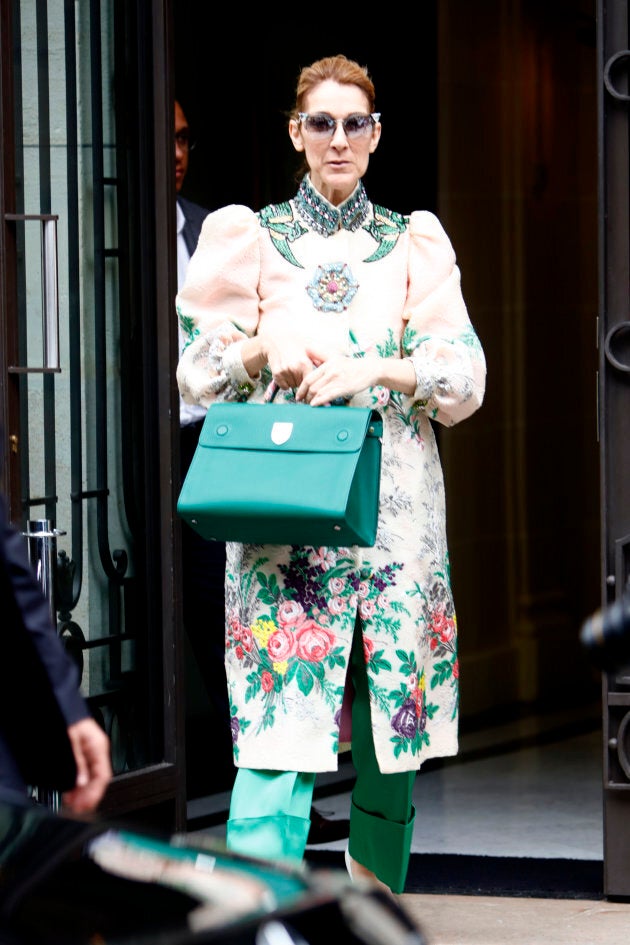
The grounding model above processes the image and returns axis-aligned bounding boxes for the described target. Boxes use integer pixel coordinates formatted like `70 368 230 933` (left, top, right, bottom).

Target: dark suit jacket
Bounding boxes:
176 194 231 777
0 495 87 795
178 196 209 258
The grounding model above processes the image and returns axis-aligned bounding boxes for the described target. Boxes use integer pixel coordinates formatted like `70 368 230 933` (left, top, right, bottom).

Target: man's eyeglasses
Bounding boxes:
297 112 380 140
175 130 196 152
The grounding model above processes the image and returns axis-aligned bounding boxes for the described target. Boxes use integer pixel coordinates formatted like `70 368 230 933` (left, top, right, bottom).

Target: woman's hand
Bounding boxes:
296 352 418 405
243 330 319 390
264 332 317 390
296 354 381 406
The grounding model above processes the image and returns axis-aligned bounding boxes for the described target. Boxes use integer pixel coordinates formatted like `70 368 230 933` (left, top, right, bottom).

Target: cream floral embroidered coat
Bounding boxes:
176 176 486 775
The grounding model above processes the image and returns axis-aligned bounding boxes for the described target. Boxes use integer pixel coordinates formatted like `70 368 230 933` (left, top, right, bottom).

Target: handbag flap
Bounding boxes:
198 403 381 454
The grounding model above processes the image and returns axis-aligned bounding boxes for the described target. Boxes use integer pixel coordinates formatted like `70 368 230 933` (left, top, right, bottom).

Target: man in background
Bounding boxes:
176 99 233 792
176 100 209 273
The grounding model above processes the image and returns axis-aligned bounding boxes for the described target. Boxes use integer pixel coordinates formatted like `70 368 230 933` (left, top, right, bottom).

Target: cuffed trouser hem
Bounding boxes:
226 814 311 864
348 800 416 894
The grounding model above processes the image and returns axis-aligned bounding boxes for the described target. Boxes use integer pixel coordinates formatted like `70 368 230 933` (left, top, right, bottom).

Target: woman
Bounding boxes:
176 54 486 894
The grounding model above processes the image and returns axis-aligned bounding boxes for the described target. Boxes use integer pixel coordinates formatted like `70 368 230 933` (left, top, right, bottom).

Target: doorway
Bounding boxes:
173 0 604 873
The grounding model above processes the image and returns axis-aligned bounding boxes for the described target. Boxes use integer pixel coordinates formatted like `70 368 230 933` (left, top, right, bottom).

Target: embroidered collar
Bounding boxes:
294 175 371 236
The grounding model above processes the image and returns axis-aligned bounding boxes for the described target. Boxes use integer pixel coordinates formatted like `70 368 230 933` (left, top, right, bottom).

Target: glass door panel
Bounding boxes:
8 0 157 781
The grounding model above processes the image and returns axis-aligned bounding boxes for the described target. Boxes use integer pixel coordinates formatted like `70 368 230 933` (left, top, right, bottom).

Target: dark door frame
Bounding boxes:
0 0 186 830
598 0 630 900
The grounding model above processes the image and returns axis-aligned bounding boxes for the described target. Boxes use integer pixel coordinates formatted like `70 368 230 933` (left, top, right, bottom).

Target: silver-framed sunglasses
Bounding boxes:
297 112 381 140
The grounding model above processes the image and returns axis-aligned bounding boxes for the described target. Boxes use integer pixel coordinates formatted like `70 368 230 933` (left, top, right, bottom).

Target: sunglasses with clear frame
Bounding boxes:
297 112 381 140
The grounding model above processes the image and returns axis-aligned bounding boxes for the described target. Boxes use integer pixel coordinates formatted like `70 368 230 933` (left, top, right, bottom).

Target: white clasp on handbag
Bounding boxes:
271 422 294 445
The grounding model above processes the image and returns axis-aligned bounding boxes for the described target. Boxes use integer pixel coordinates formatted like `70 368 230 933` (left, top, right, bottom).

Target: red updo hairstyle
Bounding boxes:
291 54 376 119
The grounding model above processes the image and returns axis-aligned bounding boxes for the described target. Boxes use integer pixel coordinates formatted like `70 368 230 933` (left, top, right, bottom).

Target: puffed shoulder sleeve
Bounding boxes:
176 204 261 406
402 210 486 426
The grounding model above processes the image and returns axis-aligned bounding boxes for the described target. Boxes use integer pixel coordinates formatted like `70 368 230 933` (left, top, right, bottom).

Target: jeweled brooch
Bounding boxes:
306 262 359 312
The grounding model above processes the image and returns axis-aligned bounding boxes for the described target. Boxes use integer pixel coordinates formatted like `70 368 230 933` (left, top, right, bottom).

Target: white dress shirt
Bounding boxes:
177 201 207 427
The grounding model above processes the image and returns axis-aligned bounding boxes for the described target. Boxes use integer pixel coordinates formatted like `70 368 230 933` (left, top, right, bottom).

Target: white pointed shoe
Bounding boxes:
344 847 393 894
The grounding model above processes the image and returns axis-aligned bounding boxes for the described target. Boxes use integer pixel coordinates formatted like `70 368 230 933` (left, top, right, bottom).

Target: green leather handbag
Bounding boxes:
177 402 382 547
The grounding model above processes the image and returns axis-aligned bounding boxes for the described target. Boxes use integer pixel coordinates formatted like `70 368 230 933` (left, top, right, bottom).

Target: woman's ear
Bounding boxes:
368 122 381 154
288 119 305 153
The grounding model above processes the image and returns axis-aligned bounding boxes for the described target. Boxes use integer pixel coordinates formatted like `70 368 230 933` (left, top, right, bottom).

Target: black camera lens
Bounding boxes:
580 594 630 671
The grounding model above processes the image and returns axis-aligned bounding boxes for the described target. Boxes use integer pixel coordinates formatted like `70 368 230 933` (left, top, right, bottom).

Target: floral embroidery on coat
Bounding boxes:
175 176 486 775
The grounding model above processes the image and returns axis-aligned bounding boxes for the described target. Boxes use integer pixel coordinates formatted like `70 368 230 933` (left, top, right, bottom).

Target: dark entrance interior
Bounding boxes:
173 13 439 220
173 2 602 808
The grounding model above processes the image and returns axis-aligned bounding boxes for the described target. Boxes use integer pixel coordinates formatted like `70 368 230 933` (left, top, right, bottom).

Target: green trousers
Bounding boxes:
227 619 416 893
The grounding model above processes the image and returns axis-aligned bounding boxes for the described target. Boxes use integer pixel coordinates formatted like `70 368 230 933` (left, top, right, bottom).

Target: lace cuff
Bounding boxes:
405 354 433 401
223 340 259 394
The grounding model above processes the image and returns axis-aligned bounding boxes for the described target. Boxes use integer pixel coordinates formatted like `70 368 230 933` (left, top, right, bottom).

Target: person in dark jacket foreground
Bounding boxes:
0 493 112 813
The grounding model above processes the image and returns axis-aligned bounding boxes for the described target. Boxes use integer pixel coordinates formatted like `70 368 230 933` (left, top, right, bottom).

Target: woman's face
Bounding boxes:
289 79 381 206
